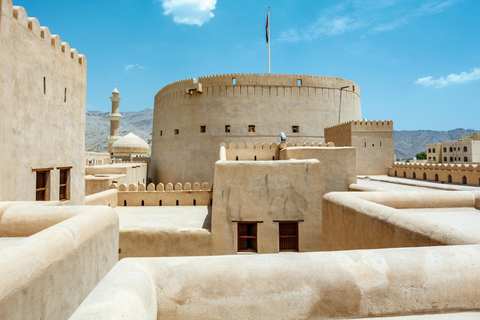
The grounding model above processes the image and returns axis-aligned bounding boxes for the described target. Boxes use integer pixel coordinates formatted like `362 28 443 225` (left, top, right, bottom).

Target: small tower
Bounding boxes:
107 85 122 154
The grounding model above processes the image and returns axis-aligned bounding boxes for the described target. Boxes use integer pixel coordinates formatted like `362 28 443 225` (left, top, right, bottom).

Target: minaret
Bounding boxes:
107 85 122 154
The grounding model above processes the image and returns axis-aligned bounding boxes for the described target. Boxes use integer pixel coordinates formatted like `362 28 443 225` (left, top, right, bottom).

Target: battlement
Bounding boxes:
155 73 360 102
391 162 480 172
111 181 212 192
325 120 393 130
220 141 335 150
3 1 86 67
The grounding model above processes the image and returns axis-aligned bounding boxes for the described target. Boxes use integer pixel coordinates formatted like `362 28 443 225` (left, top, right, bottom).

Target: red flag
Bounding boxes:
265 14 269 43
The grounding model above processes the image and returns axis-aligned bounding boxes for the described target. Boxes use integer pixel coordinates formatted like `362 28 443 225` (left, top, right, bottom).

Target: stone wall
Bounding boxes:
325 120 394 175
0 204 118 319
113 182 212 206
151 73 361 184
279 146 356 193
211 159 324 254
0 0 87 204
389 162 480 186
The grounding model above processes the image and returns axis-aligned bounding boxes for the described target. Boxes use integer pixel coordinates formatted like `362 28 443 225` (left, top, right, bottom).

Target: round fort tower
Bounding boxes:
151 73 362 184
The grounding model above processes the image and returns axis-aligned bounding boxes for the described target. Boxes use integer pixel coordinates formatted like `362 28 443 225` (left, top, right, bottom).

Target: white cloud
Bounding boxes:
279 0 462 43
161 0 216 26
124 64 145 73
415 68 480 88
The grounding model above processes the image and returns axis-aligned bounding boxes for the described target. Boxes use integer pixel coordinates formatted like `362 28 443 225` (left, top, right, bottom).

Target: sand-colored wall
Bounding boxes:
0 0 87 204
85 163 147 185
85 189 118 207
114 182 212 206
322 191 478 251
325 120 394 175
280 146 357 193
151 74 361 184
72 244 480 319
389 163 480 186
0 205 118 319
85 173 126 196
211 159 324 254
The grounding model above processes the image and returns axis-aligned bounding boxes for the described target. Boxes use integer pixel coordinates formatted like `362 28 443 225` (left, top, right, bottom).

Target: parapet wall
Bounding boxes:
111 182 212 206
2 1 86 67
389 162 480 186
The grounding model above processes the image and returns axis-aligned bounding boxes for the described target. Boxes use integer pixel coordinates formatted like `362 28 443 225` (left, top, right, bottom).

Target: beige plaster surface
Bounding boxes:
0 0 87 204
85 188 118 207
151 74 361 184
353 178 440 192
85 173 126 196
0 237 26 250
212 159 324 254
358 313 480 319
117 206 210 229
117 206 212 258
280 146 357 193
369 174 480 191
322 191 479 251
71 244 480 319
0 206 118 320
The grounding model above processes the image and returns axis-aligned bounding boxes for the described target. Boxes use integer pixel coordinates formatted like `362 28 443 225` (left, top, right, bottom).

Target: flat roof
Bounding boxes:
359 175 480 191
115 206 211 231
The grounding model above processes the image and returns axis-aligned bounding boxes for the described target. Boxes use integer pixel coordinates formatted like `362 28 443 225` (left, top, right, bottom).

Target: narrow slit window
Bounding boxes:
200 125 206 133
124 200 127 206
43 77 46 95
238 223 257 252
232 78 236 85
64 88 67 102
279 222 299 252
160 130 162 136
59 168 69 201
297 79 302 86
141 200 145 206
248 125 255 133
225 125 231 133
176 200 179 206
36 170 49 201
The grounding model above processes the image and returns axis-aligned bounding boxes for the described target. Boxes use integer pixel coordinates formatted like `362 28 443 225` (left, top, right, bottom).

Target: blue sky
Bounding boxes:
13 0 480 130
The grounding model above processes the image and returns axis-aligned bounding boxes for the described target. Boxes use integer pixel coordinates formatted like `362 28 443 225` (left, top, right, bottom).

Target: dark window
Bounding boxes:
433 157 436 161
200 125 206 133
448 175 452 183
36 171 49 201
64 88 67 102
176 200 179 206
279 222 298 252
464 157 468 162
450 157 453 162
254 155 257 161
364 142 366 147
423 172 427 180
428 148 431 153
435 174 439 181
433 148 436 153
413 172 416 179
225 125 231 133
141 200 144 206
193 199 196 206
444 157 447 162
236 156 238 161
248 125 255 133
43 77 46 95
159 200 162 206
238 223 257 252
353 86 355 92
443 147 447 152
174 129 179 135
59 168 69 201
450 147 453 152
403 171 406 177
292 125 299 133
160 130 162 136
394 170 397 177
464 146 468 152
462 176 467 185
124 200 127 206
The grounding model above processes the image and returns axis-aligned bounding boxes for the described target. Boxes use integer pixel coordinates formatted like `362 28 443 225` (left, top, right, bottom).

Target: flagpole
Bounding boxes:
268 7 270 74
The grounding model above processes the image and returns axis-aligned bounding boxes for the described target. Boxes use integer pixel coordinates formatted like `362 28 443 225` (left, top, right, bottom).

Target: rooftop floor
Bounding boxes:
115 206 211 231
358 175 480 191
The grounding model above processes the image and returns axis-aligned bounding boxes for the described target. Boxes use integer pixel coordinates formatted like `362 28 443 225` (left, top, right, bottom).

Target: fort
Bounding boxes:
151 73 361 184
2 0 480 319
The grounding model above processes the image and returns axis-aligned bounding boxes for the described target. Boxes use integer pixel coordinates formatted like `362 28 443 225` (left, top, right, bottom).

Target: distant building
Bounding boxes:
427 132 480 164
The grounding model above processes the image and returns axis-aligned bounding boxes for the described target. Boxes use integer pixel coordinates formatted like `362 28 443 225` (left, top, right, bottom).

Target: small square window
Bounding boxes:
200 125 206 133
238 222 257 252
174 129 179 135
292 125 299 133
225 125 231 133
248 125 255 133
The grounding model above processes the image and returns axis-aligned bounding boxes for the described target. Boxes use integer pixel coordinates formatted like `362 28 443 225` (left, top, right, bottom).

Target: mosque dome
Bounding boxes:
111 132 149 155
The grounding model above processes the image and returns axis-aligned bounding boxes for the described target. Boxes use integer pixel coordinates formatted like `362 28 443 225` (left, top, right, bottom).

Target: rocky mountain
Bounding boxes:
85 108 153 153
85 109 478 158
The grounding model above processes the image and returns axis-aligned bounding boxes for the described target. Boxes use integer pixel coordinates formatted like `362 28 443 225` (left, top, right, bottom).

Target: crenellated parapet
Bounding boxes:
391 162 480 172
4 2 86 67
110 182 213 206
325 120 393 131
